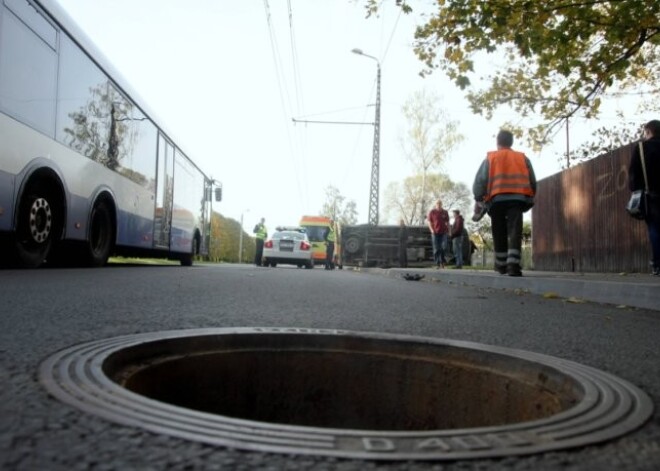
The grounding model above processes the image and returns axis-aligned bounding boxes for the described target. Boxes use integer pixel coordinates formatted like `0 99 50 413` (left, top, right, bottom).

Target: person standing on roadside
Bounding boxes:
450 209 465 269
427 199 450 268
398 218 408 268
324 219 336 270
253 217 267 266
629 119 660 276
473 130 536 276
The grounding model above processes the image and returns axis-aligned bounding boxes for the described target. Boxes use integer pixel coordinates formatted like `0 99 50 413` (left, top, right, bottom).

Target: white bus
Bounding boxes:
0 0 221 268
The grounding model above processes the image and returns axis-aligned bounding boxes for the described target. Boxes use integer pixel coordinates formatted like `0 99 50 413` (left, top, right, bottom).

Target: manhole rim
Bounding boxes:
39 327 654 460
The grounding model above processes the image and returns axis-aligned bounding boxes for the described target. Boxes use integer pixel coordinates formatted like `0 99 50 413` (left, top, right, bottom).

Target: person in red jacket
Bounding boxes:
427 199 450 268
473 130 536 276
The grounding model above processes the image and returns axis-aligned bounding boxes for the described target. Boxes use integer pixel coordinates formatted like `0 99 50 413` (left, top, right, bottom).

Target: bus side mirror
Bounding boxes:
214 187 223 202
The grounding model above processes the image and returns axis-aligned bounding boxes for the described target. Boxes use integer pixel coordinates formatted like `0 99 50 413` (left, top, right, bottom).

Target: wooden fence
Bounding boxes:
532 143 650 273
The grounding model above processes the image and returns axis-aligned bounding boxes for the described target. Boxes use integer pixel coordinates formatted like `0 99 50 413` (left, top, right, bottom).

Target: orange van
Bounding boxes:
299 215 340 267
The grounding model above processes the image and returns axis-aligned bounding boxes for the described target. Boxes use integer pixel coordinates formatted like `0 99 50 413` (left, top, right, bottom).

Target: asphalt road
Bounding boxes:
1 263 659 470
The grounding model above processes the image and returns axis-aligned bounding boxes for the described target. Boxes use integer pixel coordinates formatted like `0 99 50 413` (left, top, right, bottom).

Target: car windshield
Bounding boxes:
304 226 326 242
273 231 305 241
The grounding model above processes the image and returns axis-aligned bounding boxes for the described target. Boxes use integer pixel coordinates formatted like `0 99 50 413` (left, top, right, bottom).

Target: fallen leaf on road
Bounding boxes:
543 292 560 299
565 297 585 304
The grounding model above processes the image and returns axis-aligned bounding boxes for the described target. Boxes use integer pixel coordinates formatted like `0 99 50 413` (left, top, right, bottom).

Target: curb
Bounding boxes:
356 267 660 312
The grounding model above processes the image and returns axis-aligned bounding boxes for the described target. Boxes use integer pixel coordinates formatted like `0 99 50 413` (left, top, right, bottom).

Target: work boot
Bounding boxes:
506 264 523 277
495 265 507 275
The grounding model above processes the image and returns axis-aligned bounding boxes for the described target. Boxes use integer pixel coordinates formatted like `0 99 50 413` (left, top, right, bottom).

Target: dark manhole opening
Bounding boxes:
112 334 578 431
40 328 653 460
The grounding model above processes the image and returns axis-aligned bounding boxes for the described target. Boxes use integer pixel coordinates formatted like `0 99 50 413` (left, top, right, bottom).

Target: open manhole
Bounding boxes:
39 328 653 460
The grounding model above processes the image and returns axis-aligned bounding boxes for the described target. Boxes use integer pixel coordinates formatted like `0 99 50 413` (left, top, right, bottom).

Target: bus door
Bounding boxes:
154 135 175 249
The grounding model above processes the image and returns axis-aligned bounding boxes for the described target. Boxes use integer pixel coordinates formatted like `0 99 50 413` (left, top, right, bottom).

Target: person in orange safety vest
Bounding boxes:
472 130 536 277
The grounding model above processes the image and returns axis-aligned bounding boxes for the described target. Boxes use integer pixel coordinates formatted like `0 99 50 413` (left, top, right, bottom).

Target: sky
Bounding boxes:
51 0 629 231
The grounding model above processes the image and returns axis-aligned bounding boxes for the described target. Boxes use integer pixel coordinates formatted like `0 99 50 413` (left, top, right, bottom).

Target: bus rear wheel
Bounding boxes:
180 234 199 267
13 191 56 268
82 199 114 267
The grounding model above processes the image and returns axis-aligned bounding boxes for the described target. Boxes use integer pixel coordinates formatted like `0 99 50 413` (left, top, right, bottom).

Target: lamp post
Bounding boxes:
352 48 381 266
238 209 249 263
351 48 381 227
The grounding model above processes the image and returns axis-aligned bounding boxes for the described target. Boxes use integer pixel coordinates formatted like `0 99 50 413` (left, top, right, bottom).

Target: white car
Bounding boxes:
262 227 314 269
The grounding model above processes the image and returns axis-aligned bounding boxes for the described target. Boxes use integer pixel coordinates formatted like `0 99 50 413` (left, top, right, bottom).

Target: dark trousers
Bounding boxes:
325 242 335 268
489 201 524 270
254 239 264 266
431 233 448 266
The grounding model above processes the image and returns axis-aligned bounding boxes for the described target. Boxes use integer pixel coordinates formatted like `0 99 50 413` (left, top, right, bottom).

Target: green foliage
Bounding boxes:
468 217 493 251
523 220 532 244
565 115 648 166
207 212 255 263
320 185 358 225
373 1 660 150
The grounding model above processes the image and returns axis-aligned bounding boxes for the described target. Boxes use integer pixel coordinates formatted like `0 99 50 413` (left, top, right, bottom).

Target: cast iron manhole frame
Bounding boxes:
39 327 653 460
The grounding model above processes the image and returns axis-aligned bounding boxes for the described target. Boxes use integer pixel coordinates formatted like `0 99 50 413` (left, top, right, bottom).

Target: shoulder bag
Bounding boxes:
626 142 649 220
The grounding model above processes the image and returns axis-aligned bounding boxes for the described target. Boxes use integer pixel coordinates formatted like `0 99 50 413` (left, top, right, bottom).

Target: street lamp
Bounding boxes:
238 209 249 263
351 48 381 227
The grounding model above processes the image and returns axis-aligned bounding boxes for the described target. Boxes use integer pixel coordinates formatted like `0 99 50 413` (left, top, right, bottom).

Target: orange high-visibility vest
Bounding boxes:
485 149 535 201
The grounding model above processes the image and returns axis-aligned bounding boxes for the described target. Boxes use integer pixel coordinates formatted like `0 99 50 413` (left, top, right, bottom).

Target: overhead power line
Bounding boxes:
262 0 306 209
292 118 374 126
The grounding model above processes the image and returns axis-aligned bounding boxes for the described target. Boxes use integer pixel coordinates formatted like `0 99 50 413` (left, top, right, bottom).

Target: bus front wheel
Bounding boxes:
13 191 56 268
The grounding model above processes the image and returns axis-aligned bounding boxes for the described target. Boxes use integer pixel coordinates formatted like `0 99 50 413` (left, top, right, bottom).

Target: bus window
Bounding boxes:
0 1 57 136
56 35 112 164
114 99 158 190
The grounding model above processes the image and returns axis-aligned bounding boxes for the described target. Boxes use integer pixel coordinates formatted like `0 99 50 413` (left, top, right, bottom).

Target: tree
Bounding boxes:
384 173 471 225
369 1 660 149
566 116 643 166
400 90 464 222
207 212 254 263
469 218 493 251
320 185 358 225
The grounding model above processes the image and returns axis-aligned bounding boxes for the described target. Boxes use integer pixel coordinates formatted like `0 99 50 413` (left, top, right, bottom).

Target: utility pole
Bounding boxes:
369 61 381 226
293 48 382 266
238 213 244 263
351 49 381 226
352 48 381 267
238 209 249 263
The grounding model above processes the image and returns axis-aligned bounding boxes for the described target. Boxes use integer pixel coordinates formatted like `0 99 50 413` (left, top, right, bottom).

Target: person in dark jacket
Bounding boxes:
629 119 660 276
473 130 536 276
398 219 408 268
450 209 465 268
